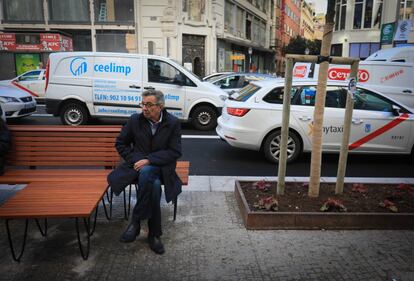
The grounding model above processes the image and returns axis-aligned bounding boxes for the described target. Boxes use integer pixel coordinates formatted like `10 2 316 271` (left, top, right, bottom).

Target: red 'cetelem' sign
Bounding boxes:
328 68 370 82
293 65 307 78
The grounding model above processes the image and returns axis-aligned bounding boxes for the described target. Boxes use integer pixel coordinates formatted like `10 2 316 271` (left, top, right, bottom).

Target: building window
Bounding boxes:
335 0 347 31
224 1 234 34
49 0 90 22
399 0 414 20
353 0 363 29
96 31 133 52
246 14 252 40
148 41 155 55
364 0 373 28
331 44 343 56
94 0 134 23
354 0 373 29
236 7 245 38
183 0 205 21
349 42 380 59
3 0 43 22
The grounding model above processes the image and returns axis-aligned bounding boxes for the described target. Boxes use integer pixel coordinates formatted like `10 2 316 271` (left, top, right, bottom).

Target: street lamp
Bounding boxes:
305 47 310 55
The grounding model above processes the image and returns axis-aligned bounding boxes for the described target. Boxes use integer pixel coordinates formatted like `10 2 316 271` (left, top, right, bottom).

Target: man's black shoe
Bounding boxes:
148 235 165 254
119 222 140 243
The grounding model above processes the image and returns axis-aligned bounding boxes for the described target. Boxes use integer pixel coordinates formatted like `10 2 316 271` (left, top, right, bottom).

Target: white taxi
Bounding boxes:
0 69 46 100
216 79 414 163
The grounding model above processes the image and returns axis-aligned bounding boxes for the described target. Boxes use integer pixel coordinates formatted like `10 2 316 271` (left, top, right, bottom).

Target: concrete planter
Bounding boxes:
235 180 414 230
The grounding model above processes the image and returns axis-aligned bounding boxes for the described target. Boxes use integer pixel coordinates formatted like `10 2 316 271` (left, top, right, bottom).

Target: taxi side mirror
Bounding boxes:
392 105 401 116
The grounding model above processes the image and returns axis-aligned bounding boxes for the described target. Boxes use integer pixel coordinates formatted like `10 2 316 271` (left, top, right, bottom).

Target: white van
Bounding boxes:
45 52 228 130
292 47 414 108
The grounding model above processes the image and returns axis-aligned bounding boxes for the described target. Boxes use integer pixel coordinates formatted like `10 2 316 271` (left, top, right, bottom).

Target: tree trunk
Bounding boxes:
308 0 336 197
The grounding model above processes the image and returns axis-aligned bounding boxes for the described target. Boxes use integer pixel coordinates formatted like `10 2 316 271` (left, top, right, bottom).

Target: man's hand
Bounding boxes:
133 159 150 171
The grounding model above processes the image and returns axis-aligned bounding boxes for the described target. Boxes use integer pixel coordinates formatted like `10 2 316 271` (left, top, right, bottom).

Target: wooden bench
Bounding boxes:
0 125 189 261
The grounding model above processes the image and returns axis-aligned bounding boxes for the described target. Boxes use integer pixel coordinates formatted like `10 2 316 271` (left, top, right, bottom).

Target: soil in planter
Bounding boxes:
240 181 414 213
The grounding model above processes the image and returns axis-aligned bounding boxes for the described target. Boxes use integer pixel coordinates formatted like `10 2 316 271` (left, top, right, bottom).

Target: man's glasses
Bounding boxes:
139 102 159 108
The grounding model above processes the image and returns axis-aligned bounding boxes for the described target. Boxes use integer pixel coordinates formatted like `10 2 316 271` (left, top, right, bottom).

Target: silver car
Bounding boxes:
0 85 37 118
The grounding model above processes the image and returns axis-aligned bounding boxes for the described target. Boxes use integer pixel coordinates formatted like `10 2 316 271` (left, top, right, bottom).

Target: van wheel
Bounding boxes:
61 102 89 126
263 130 301 164
191 105 217 131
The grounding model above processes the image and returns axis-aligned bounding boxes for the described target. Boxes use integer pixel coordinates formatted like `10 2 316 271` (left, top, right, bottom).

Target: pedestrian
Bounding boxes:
107 89 182 255
0 117 11 176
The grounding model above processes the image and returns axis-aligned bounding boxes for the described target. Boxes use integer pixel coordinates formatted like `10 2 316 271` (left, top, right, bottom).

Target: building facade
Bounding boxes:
0 0 276 79
300 0 315 40
331 0 414 59
313 13 325 40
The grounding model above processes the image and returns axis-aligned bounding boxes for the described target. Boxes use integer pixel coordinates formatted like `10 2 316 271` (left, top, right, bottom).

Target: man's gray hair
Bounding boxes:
142 90 165 105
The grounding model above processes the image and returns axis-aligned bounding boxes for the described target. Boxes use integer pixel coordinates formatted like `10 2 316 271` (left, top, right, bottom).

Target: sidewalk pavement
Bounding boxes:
0 176 413 281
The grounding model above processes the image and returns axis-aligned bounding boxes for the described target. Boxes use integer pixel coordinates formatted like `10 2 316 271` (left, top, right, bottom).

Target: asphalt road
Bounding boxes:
7 106 414 178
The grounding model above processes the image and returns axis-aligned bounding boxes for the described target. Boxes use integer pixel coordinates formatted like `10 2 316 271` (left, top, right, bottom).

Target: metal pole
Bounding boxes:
276 57 294 195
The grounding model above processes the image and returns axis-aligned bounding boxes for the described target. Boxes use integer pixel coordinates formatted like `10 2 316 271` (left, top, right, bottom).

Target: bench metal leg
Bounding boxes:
34 219 48 236
5 219 29 262
88 205 99 236
173 196 178 221
75 217 91 260
123 185 132 221
101 191 111 220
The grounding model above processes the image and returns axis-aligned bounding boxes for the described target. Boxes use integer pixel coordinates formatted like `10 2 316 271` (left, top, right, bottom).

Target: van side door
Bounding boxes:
92 56 143 117
143 58 190 119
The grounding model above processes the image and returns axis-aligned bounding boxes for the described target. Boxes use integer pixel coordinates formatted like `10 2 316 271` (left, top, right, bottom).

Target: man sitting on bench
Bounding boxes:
108 90 182 255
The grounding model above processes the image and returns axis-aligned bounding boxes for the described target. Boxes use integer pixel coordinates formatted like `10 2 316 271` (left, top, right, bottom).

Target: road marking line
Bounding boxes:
182 135 220 139
349 113 410 150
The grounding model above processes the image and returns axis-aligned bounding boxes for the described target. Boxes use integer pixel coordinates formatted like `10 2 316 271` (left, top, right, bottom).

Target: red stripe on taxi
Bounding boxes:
11 81 39 97
349 113 410 150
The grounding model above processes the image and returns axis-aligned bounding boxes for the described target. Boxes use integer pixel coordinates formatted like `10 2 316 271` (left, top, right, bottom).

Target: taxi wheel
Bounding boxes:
191 105 217 131
61 102 89 126
263 130 301 164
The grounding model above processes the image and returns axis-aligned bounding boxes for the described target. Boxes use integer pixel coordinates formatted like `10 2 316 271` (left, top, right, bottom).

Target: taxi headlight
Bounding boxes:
0 96 19 103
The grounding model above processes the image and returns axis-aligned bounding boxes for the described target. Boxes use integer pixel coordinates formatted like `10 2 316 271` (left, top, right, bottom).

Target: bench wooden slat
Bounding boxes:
12 132 120 138
12 137 117 142
12 142 116 148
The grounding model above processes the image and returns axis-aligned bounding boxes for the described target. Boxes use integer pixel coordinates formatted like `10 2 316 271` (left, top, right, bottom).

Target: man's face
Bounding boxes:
141 95 162 122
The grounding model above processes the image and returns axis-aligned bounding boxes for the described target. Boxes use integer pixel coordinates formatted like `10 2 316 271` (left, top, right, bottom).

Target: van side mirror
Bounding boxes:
392 105 401 116
174 74 185 86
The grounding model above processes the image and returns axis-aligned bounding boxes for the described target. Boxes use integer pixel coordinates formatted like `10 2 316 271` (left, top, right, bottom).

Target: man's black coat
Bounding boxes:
107 110 182 203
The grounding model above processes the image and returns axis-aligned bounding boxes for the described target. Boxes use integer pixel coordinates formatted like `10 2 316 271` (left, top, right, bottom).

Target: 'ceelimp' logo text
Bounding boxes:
69 57 132 77
94 63 131 76
70 57 87 76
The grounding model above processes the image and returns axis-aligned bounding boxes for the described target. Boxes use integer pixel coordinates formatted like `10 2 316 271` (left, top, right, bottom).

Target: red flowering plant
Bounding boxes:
379 199 398 213
320 198 347 212
252 180 271 191
253 196 279 211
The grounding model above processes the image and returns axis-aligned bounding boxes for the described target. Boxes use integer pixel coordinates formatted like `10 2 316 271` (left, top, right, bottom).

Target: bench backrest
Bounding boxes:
7 125 121 168
6 125 190 185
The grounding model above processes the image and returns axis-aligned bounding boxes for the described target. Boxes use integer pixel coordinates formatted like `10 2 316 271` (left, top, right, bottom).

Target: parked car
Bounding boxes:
293 47 414 107
0 104 5 122
210 73 278 95
0 69 46 100
216 79 414 163
202 72 234 82
45 52 227 129
0 85 37 119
